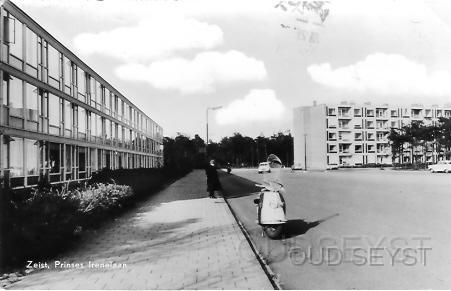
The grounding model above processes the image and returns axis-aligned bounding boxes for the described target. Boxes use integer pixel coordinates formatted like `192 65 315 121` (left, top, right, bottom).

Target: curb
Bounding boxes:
222 197 283 290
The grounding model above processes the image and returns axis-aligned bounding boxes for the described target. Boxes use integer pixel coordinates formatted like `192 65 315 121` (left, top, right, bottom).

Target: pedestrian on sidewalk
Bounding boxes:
205 159 222 198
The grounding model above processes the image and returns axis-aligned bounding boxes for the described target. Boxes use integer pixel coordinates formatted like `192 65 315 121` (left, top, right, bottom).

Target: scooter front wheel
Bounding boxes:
263 224 284 239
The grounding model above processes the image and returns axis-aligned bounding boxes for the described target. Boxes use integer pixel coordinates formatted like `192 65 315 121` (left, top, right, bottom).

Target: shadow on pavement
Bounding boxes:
282 213 340 239
282 219 321 239
219 172 260 199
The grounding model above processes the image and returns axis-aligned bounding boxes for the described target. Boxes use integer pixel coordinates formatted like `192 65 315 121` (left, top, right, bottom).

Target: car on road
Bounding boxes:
257 162 271 173
428 160 451 173
327 164 339 170
291 163 303 171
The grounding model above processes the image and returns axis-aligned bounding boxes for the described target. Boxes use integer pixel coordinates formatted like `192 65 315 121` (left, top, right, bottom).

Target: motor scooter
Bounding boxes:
253 154 287 239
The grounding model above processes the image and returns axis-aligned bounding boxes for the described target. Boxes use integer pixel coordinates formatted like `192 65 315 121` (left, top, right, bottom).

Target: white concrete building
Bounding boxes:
293 102 451 170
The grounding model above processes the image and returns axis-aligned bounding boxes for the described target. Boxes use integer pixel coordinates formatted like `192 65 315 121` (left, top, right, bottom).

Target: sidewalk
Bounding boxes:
8 170 273 290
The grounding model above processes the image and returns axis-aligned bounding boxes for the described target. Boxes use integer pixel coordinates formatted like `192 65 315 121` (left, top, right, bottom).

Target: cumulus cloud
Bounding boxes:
73 16 223 61
307 53 451 96
216 89 285 125
115 51 267 94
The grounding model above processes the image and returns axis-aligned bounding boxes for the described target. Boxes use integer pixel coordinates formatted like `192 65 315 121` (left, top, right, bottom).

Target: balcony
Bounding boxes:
338 112 351 118
376 111 387 118
327 110 336 116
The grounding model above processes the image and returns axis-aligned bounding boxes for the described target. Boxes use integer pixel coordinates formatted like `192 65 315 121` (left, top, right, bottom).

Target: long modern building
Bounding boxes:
0 0 163 188
293 101 451 170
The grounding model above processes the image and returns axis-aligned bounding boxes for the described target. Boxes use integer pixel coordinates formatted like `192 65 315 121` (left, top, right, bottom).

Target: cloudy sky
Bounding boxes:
14 0 451 141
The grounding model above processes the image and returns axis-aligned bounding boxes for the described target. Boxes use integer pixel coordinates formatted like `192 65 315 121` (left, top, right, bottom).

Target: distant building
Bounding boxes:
293 101 451 170
0 0 163 188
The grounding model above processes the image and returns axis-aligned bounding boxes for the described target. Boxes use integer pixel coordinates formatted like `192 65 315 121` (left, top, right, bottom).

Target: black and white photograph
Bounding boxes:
1 0 451 289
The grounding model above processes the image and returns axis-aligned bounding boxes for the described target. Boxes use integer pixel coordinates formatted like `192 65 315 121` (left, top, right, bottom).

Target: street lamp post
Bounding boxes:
206 106 223 156
304 133 307 171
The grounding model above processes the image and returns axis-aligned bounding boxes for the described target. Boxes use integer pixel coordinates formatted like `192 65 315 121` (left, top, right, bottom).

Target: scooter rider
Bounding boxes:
226 162 232 174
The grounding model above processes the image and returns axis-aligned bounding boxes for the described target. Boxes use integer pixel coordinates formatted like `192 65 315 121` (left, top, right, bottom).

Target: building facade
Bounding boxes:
0 0 163 188
293 102 451 170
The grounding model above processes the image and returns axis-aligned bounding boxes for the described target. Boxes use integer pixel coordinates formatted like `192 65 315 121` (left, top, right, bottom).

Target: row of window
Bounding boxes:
328 120 391 130
1 136 162 188
327 143 389 154
326 118 440 130
1 76 161 154
328 107 451 119
327 155 393 166
1 8 162 141
327 131 388 142
327 119 438 131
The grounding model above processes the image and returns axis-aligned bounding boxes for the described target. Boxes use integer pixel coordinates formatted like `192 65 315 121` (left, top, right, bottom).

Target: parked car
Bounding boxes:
258 162 271 173
327 164 339 170
291 163 303 171
428 160 451 173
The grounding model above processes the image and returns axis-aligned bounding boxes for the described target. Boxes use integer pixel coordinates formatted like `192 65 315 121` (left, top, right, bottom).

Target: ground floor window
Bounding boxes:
9 137 23 177
25 139 38 176
49 143 60 174
65 144 72 180
90 148 97 172
78 147 86 178
105 150 111 169
97 149 103 170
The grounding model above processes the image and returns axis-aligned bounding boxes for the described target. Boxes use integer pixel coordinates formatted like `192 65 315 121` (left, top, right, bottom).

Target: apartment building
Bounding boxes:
0 0 163 188
293 101 451 170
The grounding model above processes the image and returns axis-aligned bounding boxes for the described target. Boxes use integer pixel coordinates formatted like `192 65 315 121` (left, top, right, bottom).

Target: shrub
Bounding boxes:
1 182 133 271
71 183 133 227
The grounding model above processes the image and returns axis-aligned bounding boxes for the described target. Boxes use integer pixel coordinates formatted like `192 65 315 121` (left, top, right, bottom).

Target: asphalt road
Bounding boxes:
219 168 451 289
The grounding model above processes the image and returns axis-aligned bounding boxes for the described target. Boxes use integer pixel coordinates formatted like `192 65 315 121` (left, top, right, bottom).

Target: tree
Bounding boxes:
401 121 437 167
163 134 207 174
401 121 421 166
437 117 451 159
165 131 294 169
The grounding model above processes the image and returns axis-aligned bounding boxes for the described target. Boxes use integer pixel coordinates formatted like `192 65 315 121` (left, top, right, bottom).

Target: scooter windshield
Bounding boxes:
262 154 283 191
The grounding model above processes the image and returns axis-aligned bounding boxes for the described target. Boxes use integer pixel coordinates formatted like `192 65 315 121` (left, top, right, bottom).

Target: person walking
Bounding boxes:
205 159 222 198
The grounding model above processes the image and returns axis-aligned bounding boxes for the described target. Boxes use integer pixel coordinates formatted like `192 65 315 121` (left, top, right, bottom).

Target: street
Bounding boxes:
220 168 451 289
